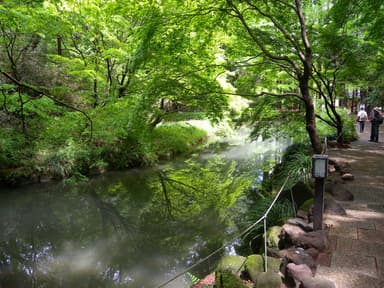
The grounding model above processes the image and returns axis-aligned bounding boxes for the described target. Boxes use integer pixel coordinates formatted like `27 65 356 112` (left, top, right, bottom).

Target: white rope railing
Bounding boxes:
156 175 291 288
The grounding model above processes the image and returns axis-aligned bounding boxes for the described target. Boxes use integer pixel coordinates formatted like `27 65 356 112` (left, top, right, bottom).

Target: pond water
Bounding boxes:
0 132 288 288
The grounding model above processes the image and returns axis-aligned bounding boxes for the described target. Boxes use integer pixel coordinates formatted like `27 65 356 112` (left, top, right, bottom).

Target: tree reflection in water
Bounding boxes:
0 145 284 287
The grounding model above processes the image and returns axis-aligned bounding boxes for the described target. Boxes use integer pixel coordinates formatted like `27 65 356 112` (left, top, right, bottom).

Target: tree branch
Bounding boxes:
226 0 302 75
294 0 311 59
213 90 302 100
316 113 336 128
244 0 306 61
0 70 93 141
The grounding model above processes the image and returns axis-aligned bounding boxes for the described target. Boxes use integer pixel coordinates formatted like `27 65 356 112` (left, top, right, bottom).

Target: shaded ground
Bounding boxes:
317 123 384 288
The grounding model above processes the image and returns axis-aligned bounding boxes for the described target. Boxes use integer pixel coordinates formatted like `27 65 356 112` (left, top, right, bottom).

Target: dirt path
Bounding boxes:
316 122 384 287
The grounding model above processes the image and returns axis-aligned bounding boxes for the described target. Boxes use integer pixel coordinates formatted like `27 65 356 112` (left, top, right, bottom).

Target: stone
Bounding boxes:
266 226 283 248
324 198 346 216
287 218 313 232
286 263 313 284
305 248 320 260
291 181 314 208
256 271 282 288
301 276 336 288
296 210 309 221
245 254 264 282
279 224 306 248
341 173 354 181
326 183 354 201
333 160 352 174
266 256 282 274
294 230 328 252
280 247 317 273
299 199 314 215
214 271 248 288
216 255 246 274
328 165 336 173
281 224 306 240
267 247 281 258
245 254 281 283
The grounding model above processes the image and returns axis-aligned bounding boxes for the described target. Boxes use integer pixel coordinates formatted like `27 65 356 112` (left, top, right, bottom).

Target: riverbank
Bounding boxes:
0 119 230 186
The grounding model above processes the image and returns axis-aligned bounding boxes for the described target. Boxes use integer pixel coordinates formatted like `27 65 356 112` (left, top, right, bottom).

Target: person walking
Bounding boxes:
369 107 383 142
356 107 368 133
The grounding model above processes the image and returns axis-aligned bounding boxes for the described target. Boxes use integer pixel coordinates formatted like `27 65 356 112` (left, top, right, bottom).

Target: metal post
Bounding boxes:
263 218 268 272
313 177 325 230
312 154 328 231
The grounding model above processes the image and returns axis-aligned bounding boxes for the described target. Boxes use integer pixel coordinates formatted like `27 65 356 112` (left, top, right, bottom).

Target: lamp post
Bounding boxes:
312 154 328 230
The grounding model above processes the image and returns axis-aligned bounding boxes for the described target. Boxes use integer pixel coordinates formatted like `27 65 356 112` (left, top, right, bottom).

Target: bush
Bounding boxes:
317 108 358 142
0 128 31 169
40 112 86 146
151 123 207 159
162 112 207 121
43 138 92 179
98 134 154 169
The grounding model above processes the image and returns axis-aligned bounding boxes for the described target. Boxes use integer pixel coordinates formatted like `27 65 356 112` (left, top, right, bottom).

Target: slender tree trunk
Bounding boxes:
93 78 98 107
57 34 62 56
300 80 322 154
18 88 26 135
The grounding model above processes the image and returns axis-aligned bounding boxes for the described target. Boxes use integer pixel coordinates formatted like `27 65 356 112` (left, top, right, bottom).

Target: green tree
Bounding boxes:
219 0 322 153
330 0 384 109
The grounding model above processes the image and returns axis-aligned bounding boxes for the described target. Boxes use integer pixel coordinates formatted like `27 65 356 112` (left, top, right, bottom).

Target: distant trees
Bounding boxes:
0 0 228 139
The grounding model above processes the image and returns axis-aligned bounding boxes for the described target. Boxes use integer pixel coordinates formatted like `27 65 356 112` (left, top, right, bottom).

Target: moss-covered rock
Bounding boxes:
291 181 314 208
266 256 281 274
265 226 282 248
216 255 247 274
256 271 282 288
245 254 281 282
214 271 249 288
245 254 264 282
299 198 314 213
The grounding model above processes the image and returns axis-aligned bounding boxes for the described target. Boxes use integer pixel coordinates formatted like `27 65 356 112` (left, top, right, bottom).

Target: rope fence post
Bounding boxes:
263 218 268 272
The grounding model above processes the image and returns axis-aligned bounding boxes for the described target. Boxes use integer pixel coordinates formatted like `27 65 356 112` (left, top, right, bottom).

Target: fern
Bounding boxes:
240 196 295 245
273 143 312 189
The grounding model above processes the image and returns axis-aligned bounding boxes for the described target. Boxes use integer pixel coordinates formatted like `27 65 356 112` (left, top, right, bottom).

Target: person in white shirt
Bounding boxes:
356 107 368 133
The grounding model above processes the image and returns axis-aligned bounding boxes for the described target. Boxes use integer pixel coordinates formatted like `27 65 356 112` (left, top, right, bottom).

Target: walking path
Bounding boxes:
316 123 384 287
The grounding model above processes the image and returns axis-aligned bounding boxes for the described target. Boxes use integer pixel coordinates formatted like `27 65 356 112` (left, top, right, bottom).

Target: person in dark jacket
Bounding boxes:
369 107 383 142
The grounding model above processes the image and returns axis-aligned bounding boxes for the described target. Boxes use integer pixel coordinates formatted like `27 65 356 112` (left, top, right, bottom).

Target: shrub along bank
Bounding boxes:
0 120 208 186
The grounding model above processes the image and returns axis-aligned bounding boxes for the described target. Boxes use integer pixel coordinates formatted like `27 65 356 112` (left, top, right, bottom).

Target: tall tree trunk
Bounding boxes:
299 79 322 154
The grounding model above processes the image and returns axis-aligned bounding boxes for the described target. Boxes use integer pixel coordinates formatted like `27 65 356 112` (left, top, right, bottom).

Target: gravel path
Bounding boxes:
316 122 384 288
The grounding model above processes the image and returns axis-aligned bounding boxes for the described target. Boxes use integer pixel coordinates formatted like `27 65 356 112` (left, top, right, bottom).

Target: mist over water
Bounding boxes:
0 130 288 288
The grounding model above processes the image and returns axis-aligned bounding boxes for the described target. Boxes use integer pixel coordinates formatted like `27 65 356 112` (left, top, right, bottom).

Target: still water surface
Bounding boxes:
0 134 287 288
